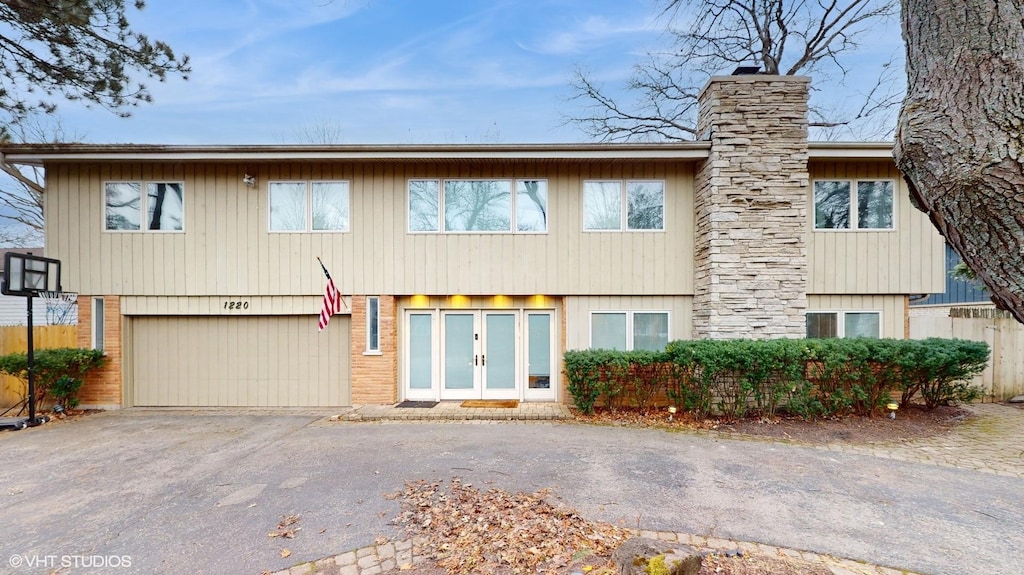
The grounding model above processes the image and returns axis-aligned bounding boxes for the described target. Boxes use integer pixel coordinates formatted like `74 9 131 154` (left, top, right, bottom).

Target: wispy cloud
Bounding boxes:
515 14 654 55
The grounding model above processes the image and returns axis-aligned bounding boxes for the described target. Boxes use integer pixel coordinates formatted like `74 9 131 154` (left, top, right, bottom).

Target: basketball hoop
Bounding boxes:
40 291 78 325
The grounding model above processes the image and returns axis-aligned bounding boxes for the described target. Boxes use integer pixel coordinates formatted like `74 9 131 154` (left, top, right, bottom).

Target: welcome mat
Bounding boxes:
395 400 439 408
460 400 519 409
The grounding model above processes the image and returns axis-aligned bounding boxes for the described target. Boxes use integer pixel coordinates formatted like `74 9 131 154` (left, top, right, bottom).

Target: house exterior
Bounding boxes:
0 75 945 409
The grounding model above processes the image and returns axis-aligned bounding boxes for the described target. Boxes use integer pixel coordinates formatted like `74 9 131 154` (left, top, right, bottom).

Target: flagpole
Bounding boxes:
317 257 350 311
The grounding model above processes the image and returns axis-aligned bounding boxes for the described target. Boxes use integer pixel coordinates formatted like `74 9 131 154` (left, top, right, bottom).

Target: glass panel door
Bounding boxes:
482 312 516 399
443 313 477 398
405 312 435 400
525 312 555 401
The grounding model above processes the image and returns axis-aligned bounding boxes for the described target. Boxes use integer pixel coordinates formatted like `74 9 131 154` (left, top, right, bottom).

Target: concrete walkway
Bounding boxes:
335 401 573 422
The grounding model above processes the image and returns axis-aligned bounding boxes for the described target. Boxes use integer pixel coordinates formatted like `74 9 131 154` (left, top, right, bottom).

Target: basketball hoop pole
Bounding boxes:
26 291 37 426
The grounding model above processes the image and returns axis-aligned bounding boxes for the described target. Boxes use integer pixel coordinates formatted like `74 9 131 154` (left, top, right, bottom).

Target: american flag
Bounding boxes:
318 259 342 331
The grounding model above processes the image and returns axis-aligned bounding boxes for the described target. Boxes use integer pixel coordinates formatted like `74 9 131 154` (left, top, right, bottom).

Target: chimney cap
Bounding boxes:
731 65 762 75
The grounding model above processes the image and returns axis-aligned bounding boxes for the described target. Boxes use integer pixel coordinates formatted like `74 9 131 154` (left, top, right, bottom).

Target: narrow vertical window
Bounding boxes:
857 181 894 229
366 296 380 353
146 183 184 230
516 180 548 232
408 180 440 232
92 297 105 350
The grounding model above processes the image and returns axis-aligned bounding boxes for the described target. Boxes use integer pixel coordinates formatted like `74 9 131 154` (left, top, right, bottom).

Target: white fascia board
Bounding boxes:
808 142 894 159
0 144 712 163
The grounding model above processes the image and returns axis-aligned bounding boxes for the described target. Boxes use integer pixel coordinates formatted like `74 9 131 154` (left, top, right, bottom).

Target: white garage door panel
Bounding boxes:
132 316 350 407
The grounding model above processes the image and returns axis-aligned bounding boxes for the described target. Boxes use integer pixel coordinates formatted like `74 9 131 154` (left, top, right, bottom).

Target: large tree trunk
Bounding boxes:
895 0 1024 324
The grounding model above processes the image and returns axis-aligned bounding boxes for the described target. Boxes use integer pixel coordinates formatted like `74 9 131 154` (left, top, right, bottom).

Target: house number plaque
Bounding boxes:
223 300 251 310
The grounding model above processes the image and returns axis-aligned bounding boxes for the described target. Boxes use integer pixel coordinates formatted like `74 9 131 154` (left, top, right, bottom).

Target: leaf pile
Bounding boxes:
391 478 628 574
268 514 301 539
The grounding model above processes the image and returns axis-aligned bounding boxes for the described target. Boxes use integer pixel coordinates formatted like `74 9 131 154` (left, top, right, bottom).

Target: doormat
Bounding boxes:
395 401 439 408
460 400 519 409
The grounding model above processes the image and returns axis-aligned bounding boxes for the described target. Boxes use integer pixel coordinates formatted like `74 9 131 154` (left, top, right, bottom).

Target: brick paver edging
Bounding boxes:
265 530 922 575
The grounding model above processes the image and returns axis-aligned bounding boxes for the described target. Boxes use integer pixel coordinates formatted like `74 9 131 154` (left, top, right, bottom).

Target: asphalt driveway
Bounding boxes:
0 411 1021 575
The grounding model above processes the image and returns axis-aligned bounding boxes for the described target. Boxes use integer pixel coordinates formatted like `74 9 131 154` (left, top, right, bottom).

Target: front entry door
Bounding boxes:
441 311 517 400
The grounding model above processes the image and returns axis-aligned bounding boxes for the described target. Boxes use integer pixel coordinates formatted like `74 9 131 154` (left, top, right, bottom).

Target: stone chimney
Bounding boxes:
692 75 810 339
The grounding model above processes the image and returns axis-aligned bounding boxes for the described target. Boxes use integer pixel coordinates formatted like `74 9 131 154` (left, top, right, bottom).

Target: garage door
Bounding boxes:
130 316 350 407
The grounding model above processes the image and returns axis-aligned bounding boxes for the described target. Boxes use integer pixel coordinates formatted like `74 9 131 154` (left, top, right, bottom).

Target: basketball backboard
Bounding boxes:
1 252 60 296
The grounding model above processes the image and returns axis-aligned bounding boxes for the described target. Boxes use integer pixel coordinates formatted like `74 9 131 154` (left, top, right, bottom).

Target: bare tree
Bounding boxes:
895 1 1024 323
569 0 901 142
0 117 84 246
287 117 346 144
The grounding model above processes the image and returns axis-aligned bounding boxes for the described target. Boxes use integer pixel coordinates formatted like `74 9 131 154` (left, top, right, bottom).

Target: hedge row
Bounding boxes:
564 338 989 418
0 348 107 409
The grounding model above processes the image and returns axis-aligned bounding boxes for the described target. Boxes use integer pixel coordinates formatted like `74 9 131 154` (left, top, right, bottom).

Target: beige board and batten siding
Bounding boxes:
565 296 693 350
44 161 695 298
129 315 351 407
807 162 945 295
806 294 905 339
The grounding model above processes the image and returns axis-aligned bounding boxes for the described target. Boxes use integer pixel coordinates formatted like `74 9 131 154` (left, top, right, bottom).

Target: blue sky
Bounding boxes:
54 0 905 145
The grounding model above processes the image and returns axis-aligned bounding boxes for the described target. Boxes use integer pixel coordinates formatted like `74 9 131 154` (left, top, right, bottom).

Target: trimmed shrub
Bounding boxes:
565 337 990 419
0 347 107 409
894 338 988 409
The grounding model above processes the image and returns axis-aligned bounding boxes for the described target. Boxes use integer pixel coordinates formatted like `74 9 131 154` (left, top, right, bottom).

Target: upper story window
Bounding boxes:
105 182 184 231
408 179 547 233
269 181 350 232
813 180 894 230
584 180 664 231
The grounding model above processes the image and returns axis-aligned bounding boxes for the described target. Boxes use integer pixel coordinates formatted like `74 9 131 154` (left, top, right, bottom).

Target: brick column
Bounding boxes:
76 296 123 408
350 295 398 404
692 75 810 339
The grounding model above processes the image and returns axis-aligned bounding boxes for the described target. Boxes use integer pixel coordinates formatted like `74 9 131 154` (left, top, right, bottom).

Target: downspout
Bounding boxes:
0 152 45 195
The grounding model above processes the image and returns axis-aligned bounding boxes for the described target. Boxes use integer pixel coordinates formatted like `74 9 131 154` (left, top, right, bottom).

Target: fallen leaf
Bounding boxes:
279 549 291 559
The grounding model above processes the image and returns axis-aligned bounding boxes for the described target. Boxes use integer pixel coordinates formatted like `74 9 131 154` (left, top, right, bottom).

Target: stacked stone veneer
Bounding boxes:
692 75 810 339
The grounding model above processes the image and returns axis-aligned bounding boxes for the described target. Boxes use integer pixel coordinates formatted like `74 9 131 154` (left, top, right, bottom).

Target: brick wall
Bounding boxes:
350 295 398 404
76 296 123 408
692 75 810 339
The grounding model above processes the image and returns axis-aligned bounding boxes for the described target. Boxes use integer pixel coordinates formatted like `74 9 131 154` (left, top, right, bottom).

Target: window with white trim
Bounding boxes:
366 296 380 353
92 297 104 350
806 311 881 338
269 181 350 232
407 179 547 233
105 181 184 231
583 180 664 231
590 311 670 351
813 180 894 230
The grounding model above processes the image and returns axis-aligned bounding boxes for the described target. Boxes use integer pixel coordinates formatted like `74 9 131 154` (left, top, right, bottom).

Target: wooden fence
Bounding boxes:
0 325 78 410
910 307 1024 401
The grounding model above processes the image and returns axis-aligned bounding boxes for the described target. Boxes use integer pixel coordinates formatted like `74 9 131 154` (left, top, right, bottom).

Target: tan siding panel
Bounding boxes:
806 294 904 338
47 160 695 298
565 295 694 350
808 162 944 294
121 295 351 316
130 315 350 407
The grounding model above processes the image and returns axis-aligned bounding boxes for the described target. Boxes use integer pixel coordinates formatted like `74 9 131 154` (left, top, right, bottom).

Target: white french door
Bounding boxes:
441 311 517 400
403 309 556 402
